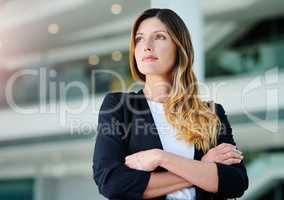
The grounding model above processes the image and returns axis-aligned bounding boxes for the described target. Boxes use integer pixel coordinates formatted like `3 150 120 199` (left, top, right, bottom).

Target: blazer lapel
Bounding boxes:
136 89 164 150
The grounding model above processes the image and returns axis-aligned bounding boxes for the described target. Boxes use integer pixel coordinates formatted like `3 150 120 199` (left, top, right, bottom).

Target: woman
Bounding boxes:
93 8 248 200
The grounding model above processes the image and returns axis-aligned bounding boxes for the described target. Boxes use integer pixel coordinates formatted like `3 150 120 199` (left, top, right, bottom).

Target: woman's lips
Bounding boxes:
142 56 158 62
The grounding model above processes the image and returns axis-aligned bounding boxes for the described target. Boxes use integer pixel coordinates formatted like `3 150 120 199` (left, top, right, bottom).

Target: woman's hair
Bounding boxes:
129 8 221 153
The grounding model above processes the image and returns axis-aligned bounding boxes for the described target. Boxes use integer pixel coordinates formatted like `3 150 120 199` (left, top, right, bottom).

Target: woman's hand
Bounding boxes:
125 149 163 171
201 143 243 165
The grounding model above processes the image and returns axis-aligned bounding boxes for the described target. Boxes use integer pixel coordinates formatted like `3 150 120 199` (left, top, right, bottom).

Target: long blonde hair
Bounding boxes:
129 8 221 153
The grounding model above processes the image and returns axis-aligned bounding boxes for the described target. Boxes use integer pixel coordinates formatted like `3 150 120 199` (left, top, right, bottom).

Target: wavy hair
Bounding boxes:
129 8 221 153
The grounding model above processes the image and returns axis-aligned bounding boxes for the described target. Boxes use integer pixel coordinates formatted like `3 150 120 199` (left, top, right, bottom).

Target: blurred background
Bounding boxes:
0 0 283 199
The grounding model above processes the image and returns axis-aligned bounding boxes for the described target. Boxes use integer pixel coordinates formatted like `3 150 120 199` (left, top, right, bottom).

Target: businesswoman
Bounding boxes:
93 8 248 200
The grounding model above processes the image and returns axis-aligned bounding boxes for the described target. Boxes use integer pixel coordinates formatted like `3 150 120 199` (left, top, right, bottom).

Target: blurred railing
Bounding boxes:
205 40 284 78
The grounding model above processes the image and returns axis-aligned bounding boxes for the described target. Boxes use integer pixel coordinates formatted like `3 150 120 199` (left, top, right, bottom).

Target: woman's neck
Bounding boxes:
143 75 171 103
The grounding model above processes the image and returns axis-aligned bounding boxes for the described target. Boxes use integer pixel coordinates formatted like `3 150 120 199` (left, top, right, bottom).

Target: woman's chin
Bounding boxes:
138 65 159 73
140 70 161 76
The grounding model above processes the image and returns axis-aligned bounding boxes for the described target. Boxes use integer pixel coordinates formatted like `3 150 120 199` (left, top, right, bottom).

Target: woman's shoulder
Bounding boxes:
102 90 139 101
100 90 141 107
103 91 124 100
99 90 144 117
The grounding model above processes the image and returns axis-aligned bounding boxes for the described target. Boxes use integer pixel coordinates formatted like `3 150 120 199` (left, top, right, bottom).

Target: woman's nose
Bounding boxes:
144 39 153 52
144 47 152 52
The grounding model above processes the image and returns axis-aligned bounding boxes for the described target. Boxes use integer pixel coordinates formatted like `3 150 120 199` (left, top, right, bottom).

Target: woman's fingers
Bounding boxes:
217 144 242 156
215 143 233 150
125 158 138 169
220 150 243 161
125 154 145 170
218 145 235 154
217 143 235 151
213 143 244 165
219 146 242 156
222 158 242 165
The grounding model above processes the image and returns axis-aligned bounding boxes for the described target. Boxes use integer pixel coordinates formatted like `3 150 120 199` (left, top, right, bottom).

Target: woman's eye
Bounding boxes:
156 34 166 40
135 37 142 43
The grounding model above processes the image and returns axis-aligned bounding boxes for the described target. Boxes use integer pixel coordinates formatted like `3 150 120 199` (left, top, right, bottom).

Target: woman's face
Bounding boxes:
134 17 177 79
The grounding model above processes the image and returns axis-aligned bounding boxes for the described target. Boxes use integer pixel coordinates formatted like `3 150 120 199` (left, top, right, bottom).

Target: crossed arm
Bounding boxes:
142 171 192 199
125 143 243 199
93 95 248 199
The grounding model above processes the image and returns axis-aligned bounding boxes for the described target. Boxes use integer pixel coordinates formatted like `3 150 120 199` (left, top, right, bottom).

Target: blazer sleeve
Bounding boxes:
92 93 151 200
215 103 249 198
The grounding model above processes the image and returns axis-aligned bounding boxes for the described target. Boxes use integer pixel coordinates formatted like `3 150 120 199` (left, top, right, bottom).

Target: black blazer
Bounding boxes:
92 89 249 200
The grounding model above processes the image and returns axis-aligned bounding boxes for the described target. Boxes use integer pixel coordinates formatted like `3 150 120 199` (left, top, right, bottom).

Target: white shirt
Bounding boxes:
146 99 196 200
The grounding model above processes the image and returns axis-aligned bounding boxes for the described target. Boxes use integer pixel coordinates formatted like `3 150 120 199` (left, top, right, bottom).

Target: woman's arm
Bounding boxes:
125 148 218 193
157 104 248 196
158 151 219 193
143 171 193 199
143 141 244 198
93 93 151 200
126 104 248 198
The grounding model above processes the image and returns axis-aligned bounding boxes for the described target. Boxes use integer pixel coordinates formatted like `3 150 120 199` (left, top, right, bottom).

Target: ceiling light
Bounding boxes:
112 51 122 61
111 4 122 15
88 55 100 65
48 23 60 34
